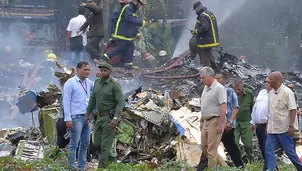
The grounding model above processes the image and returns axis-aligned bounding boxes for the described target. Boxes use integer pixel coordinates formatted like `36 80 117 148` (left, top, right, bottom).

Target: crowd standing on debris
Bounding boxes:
197 69 302 171
53 0 302 170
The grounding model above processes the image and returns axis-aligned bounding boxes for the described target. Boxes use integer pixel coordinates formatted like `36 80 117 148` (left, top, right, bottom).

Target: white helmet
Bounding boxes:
158 50 167 57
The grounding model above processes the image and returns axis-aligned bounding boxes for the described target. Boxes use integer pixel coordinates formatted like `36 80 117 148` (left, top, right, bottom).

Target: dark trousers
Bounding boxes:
86 36 103 60
255 123 268 170
56 118 69 148
197 129 244 171
221 129 244 167
104 39 135 68
197 153 208 171
191 48 217 69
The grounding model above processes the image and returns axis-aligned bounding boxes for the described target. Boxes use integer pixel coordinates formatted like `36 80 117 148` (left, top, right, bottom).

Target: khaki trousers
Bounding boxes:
201 117 227 168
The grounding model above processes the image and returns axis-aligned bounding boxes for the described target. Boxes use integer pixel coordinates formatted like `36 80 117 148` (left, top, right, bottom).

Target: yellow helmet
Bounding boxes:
46 53 57 62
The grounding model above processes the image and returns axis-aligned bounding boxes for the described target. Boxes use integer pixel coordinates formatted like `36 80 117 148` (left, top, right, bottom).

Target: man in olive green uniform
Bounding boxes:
86 63 124 168
233 77 254 163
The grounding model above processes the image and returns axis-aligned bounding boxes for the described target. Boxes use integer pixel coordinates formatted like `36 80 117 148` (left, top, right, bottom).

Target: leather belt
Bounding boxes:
205 116 219 121
256 123 267 126
98 111 109 117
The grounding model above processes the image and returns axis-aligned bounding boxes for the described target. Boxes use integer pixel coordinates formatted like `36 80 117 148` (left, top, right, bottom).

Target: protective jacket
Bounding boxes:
111 2 145 41
194 7 219 49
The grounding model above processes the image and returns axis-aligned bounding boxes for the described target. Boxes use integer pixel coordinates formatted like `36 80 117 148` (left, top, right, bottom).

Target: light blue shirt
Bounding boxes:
63 75 94 121
226 87 239 128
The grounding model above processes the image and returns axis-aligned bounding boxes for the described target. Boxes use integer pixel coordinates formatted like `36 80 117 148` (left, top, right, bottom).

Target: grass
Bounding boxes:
0 148 297 171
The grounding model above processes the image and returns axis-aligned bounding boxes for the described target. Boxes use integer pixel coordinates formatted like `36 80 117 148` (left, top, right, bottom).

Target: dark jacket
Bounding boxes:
195 7 219 49
79 4 104 38
111 11 119 36
112 2 144 41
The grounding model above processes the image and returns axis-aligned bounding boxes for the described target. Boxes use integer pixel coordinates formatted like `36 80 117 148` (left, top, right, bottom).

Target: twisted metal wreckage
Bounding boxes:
1 47 302 167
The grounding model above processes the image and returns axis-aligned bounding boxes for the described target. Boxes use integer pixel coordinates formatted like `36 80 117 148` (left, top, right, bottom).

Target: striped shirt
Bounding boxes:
267 84 296 134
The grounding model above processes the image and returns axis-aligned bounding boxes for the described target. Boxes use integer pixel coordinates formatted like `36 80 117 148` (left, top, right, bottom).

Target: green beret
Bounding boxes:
98 63 113 70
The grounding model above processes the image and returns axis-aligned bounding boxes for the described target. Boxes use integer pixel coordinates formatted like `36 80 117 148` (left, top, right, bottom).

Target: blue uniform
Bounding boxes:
103 2 144 69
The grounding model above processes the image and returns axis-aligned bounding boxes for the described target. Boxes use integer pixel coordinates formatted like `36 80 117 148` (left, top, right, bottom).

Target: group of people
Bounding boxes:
61 0 302 170
198 67 302 171
58 61 123 170
66 0 147 70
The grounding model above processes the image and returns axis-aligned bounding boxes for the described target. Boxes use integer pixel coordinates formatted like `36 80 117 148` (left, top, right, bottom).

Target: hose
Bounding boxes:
143 50 200 80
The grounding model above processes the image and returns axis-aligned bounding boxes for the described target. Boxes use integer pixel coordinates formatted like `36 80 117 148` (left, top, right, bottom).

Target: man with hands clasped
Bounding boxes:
199 67 227 168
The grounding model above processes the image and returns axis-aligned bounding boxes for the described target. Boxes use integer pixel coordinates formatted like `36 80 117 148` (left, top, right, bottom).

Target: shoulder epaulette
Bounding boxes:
245 88 253 94
111 77 118 84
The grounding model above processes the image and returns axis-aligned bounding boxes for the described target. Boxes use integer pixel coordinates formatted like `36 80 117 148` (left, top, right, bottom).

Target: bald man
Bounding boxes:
266 71 302 170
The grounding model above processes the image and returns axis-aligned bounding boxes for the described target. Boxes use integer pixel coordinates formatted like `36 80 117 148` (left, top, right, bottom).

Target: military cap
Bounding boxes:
98 63 113 70
193 1 202 10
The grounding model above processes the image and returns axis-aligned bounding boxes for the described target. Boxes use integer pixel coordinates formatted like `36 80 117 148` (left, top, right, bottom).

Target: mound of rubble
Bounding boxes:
2 49 302 169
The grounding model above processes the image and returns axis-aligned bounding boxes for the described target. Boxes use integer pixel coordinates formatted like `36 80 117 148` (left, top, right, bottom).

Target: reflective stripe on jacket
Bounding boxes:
112 2 144 41
195 8 219 49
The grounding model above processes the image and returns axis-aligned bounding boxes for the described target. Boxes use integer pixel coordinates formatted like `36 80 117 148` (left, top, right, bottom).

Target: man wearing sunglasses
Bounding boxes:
250 77 273 171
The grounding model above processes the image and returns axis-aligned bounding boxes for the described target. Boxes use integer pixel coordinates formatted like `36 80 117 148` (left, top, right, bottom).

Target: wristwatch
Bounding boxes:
113 117 120 121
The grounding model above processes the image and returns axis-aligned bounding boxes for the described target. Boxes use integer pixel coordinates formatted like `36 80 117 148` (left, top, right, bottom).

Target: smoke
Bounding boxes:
0 15 58 128
220 0 302 71
173 0 249 57
173 0 302 72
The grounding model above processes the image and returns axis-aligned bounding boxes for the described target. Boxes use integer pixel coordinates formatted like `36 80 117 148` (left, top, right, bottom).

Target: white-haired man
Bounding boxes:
199 66 227 168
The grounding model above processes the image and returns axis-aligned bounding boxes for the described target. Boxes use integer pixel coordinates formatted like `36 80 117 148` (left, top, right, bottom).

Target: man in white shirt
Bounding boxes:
250 77 272 171
66 6 88 64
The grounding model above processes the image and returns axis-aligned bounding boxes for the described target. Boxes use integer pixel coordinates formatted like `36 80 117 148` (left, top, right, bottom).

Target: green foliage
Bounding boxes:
99 160 194 171
154 159 194 171
100 162 151 171
0 148 297 171
0 147 71 171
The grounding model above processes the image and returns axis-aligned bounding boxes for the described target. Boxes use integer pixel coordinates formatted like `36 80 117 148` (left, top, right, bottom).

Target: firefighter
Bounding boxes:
158 50 168 64
98 0 148 70
190 1 219 69
110 0 129 36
